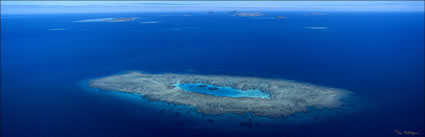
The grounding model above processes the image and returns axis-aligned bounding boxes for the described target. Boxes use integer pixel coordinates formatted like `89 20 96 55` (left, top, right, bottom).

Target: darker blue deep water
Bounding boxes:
1 12 424 137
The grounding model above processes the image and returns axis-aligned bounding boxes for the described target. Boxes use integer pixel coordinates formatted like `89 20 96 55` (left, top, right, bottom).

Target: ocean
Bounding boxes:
1 12 424 137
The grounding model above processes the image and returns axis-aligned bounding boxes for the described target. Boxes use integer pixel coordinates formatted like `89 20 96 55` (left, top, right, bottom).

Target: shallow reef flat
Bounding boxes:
89 72 352 118
235 13 264 17
74 17 137 23
304 27 329 30
232 12 265 17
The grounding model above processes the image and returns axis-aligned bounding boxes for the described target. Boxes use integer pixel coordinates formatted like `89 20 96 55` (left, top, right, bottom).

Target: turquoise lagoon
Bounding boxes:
175 83 270 99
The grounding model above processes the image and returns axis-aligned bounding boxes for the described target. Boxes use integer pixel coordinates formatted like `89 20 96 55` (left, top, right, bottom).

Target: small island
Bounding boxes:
89 72 352 118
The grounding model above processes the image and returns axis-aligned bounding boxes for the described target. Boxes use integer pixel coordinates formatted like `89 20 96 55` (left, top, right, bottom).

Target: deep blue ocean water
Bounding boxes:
1 12 424 137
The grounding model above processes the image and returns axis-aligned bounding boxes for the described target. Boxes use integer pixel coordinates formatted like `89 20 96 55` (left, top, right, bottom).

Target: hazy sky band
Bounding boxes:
1 1 424 14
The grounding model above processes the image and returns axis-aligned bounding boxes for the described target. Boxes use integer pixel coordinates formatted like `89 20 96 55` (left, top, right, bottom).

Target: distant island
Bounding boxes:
89 72 352 118
74 17 137 23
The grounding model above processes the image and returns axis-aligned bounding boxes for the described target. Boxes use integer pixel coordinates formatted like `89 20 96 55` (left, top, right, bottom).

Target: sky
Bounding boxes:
1 1 424 14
